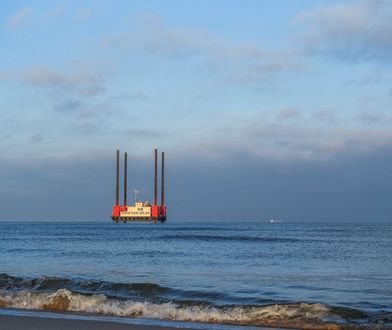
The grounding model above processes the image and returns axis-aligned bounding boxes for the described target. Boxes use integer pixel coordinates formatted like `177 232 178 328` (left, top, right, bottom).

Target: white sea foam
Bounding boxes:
0 289 342 327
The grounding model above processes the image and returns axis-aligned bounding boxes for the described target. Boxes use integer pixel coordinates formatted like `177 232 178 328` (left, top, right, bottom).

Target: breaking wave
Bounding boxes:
0 274 391 329
0 289 347 329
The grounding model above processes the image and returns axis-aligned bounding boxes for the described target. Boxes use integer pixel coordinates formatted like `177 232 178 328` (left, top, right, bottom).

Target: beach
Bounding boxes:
0 313 291 330
0 314 183 330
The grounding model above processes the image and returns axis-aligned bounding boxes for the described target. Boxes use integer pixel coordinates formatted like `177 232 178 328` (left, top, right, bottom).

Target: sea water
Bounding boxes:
0 222 391 329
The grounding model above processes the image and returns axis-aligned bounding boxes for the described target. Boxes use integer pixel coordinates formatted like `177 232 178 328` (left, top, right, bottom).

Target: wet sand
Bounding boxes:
0 314 289 330
0 314 187 330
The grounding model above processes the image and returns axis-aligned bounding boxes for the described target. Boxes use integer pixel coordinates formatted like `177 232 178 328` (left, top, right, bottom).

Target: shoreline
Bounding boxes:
0 310 286 330
0 314 186 330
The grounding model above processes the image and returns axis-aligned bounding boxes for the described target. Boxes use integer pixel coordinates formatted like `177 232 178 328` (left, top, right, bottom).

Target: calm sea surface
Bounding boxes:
0 222 391 329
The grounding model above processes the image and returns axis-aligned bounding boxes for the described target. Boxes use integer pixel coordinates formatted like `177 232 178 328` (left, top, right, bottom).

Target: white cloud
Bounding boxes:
8 7 32 28
175 113 392 162
296 0 392 61
45 7 65 18
103 16 228 60
78 85 106 97
102 15 300 83
19 67 107 116
75 8 91 22
278 107 300 119
21 67 100 88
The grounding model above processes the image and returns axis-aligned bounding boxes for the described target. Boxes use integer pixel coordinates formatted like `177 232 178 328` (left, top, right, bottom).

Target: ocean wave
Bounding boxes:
0 274 226 304
0 288 348 329
0 274 171 297
159 234 302 243
1 274 391 329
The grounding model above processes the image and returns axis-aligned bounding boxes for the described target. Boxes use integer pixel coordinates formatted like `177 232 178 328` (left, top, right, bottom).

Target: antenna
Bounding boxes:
134 189 140 204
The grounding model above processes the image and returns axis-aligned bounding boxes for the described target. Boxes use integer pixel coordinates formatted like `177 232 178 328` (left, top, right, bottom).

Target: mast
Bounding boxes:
161 151 165 206
115 149 120 206
124 152 128 205
154 149 158 205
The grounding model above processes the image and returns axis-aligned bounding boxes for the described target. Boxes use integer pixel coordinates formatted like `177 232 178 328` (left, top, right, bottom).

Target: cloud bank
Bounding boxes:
1 147 391 222
296 0 392 61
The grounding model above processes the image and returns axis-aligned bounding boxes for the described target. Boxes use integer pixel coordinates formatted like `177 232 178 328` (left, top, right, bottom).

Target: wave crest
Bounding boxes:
0 289 345 329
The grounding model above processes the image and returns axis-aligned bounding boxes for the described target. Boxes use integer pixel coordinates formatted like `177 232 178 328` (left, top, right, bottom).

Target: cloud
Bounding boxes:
102 15 299 83
45 7 65 18
246 122 392 160
357 112 391 124
176 114 392 162
126 129 163 140
313 110 338 124
1 147 392 222
117 91 149 101
296 0 392 61
75 8 91 22
18 67 109 117
8 7 32 28
3 134 13 140
21 67 99 88
21 67 106 106
227 60 303 84
30 133 43 144
70 123 101 135
103 15 254 60
78 85 106 97
346 72 384 86
54 99 84 112
278 107 300 119
0 71 10 80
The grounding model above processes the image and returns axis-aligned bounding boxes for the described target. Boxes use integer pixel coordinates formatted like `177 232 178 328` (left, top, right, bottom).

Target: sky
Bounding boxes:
0 0 391 222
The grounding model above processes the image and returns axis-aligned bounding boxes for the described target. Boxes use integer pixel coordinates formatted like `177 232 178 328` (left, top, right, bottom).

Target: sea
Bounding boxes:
0 222 391 329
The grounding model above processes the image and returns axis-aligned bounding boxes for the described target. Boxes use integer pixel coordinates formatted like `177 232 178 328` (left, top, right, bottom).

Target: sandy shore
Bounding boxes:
0 314 188 330
0 313 290 330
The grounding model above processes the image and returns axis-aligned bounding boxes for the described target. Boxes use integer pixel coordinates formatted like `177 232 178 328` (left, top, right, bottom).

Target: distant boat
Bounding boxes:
269 219 282 223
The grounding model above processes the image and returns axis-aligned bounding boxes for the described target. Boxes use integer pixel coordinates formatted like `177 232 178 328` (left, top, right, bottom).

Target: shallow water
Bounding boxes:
0 222 391 328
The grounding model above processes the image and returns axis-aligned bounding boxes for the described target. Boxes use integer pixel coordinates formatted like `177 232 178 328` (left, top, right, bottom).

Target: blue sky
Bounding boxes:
0 0 392 221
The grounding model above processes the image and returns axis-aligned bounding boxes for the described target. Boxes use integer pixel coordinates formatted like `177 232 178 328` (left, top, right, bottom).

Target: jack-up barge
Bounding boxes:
111 149 166 223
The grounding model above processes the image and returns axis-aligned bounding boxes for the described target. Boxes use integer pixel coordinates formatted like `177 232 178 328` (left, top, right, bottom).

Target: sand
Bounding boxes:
0 313 293 330
0 314 187 330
